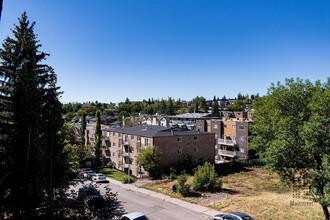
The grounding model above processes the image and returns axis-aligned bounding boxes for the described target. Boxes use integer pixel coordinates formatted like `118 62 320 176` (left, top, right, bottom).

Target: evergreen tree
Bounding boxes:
212 96 219 114
95 110 101 162
166 97 174 115
81 111 86 137
0 13 71 217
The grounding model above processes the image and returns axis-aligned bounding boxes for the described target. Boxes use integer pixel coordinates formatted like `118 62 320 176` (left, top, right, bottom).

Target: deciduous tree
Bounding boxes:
250 78 329 220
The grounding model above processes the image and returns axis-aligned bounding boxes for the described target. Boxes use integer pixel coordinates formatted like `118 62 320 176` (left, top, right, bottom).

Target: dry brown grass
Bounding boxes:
141 167 324 220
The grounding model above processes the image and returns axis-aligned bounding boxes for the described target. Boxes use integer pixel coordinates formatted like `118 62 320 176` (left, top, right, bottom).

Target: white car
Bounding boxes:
121 212 149 220
92 173 106 182
83 170 96 179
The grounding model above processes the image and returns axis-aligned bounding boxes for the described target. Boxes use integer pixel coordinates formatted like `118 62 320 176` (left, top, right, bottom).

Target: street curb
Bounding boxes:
106 177 223 217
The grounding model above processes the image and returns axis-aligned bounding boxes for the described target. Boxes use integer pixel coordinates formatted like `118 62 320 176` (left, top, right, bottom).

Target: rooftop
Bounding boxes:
104 125 211 137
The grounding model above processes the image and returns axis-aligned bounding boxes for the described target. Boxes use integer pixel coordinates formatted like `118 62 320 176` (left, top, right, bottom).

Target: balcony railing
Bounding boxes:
219 150 237 157
218 138 236 146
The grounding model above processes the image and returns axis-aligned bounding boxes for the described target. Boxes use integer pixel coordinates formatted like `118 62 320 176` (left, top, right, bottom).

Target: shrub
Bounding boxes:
177 173 190 197
169 167 177 180
121 176 134 184
107 161 116 169
192 162 221 192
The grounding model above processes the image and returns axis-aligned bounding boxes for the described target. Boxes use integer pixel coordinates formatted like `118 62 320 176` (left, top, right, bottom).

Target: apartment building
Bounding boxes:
96 125 215 177
196 117 251 162
166 113 220 130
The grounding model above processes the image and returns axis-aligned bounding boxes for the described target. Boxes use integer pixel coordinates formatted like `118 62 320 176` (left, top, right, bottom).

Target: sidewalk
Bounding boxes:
106 177 222 218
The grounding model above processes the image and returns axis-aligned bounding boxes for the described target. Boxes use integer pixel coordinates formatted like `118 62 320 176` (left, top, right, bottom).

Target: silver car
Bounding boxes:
91 173 106 182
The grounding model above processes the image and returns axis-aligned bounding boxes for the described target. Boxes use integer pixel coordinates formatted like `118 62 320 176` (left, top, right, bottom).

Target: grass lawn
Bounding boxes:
142 167 324 220
94 168 127 181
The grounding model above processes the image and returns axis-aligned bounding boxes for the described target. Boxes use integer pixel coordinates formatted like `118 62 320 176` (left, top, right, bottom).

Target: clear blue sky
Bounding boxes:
1 0 329 103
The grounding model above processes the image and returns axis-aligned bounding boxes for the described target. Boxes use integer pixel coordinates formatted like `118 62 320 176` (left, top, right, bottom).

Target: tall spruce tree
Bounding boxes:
212 96 219 114
95 110 101 162
0 13 70 218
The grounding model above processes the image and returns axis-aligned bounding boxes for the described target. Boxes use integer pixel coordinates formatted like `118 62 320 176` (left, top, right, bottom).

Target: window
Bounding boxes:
144 138 149 146
240 147 244 153
112 152 116 158
177 149 182 155
223 124 227 128
232 125 236 129
194 147 198 153
131 135 134 140
240 136 245 141
198 123 202 127
213 124 218 129
186 142 191 146
193 136 198 141
113 132 116 137
177 137 182 142
237 112 241 115
239 125 245 130
113 142 116 147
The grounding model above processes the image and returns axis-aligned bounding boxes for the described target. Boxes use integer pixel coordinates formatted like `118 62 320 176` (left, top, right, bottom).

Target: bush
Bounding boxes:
177 173 190 197
192 162 221 192
169 167 177 180
121 176 134 184
107 161 116 169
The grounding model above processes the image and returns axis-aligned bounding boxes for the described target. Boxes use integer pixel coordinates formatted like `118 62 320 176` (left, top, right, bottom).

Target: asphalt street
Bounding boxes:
71 179 212 220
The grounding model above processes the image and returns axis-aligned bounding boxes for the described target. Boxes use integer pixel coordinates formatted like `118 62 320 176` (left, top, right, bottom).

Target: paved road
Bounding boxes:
71 179 211 220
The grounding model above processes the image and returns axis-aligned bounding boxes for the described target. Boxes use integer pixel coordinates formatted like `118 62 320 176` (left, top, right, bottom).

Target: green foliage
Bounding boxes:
136 145 161 179
170 167 177 180
212 96 219 114
117 110 128 121
94 110 101 162
0 13 74 217
177 173 190 197
250 78 330 219
103 109 115 116
121 176 134 184
192 162 221 192
107 161 116 169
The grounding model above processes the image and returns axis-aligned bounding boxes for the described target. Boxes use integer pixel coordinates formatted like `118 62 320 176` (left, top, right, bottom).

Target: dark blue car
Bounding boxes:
213 212 254 220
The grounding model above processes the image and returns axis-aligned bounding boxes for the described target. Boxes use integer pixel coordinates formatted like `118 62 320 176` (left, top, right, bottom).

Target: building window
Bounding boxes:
240 136 245 141
177 149 182 155
113 132 116 137
113 143 116 147
198 123 202 127
232 125 236 129
193 136 198 141
213 124 218 129
131 135 134 140
239 125 245 130
145 138 149 146
177 137 182 142
237 112 241 115
186 142 191 146
223 124 227 128
240 147 244 153
194 147 198 153
112 152 116 158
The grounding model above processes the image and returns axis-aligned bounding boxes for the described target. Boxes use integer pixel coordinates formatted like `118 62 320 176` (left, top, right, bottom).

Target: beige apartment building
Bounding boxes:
196 117 251 162
92 125 215 177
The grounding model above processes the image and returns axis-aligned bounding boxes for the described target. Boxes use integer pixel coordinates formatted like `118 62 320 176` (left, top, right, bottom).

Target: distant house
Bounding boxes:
166 113 220 130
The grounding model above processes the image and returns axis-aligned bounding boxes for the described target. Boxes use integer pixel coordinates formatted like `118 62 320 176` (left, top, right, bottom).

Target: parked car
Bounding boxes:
121 212 149 220
78 186 102 201
213 212 254 220
83 170 96 179
92 173 108 183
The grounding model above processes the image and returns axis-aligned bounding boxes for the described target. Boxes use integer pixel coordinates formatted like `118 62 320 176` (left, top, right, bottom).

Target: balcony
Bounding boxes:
218 138 236 146
219 150 237 157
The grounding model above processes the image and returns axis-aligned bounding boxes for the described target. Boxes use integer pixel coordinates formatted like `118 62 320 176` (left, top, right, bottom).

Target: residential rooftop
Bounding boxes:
104 125 210 137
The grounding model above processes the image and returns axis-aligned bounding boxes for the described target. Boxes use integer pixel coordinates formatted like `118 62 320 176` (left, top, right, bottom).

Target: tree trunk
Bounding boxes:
322 204 329 220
